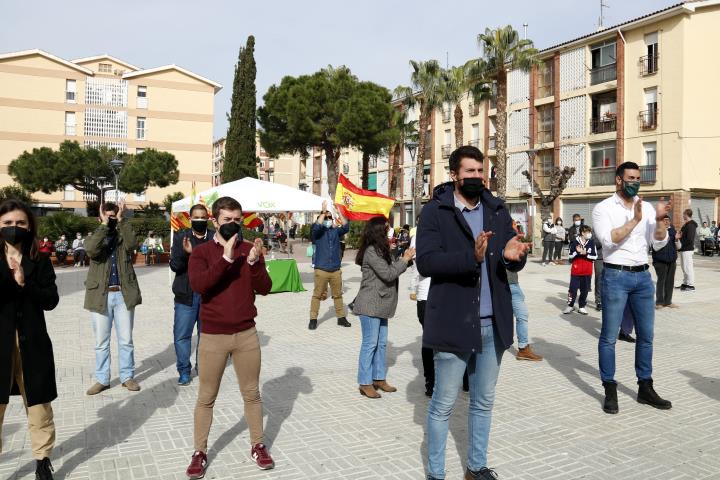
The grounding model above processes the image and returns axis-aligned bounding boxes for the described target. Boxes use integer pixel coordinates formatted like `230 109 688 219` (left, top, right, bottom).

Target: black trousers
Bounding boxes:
417 301 435 388
568 275 591 308
654 261 676 306
542 240 554 262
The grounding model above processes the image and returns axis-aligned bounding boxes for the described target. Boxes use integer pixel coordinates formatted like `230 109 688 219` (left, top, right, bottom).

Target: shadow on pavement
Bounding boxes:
208 366 313 463
533 337 635 404
679 370 720 402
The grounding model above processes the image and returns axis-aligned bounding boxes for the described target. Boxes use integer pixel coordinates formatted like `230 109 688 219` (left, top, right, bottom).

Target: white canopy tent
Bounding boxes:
171 177 330 215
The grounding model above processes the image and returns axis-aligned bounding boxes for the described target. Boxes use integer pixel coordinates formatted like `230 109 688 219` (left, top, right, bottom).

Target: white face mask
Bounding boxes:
557 222 563 226
584 233 592 240
547 219 552 224
574 220 581 226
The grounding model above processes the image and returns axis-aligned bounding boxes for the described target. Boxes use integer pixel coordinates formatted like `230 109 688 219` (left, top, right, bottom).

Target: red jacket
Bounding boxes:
188 239 272 334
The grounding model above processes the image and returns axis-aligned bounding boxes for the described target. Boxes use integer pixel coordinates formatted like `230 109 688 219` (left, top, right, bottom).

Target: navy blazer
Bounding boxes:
416 182 526 353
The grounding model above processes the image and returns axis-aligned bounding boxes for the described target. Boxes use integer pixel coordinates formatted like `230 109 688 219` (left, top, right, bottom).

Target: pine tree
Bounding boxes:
223 35 258 182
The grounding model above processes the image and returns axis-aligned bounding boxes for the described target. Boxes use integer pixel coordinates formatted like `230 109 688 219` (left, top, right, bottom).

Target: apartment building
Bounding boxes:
0 49 221 212
496 0 720 235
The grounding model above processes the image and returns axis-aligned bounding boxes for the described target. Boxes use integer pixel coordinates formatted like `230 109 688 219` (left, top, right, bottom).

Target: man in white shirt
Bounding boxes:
592 161 672 415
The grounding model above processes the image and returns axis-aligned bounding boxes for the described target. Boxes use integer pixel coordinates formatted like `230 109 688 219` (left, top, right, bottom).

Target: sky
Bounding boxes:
1 0 679 139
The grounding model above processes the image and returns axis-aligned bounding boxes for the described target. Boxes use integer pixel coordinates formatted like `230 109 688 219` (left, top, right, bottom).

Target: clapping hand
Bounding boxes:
576 245 587 255
182 236 193 254
8 257 24 287
655 197 672 220
223 234 238 260
634 197 643 223
402 247 416 263
503 235 531 262
248 238 264 263
474 231 494 262
117 199 126 221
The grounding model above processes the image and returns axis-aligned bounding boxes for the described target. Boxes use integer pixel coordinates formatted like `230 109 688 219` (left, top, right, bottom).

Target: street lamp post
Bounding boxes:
405 140 418 227
97 176 107 206
525 148 537 248
110 156 124 203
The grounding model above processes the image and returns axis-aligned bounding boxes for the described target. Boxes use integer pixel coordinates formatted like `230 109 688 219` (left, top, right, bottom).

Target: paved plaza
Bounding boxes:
2 247 719 480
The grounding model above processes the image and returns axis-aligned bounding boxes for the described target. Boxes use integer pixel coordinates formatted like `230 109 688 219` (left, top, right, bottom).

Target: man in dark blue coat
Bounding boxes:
169 204 214 386
417 145 529 480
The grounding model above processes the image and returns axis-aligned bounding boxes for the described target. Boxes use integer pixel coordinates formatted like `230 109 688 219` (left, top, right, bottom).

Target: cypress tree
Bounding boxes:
223 35 258 182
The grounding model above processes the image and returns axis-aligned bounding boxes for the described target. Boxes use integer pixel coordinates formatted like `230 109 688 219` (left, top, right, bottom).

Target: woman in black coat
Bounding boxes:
0 199 59 480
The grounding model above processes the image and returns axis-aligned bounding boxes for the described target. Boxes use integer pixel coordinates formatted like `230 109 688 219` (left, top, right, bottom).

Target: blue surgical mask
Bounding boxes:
323 220 332 228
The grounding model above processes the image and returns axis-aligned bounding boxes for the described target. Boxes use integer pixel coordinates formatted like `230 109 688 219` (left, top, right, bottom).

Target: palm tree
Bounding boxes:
386 93 419 202
441 66 469 148
475 25 539 199
406 60 444 217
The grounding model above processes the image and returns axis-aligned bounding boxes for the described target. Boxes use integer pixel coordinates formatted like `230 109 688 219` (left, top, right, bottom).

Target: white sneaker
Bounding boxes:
542 262 547 266
578 307 588 315
563 306 574 314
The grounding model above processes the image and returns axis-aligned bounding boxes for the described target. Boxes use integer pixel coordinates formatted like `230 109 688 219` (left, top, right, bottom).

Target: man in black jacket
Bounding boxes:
678 208 697 291
417 146 529 480
170 204 214 385
652 215 679 308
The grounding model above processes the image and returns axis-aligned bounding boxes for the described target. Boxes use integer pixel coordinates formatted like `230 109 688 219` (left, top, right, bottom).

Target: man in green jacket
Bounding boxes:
84 201 143 395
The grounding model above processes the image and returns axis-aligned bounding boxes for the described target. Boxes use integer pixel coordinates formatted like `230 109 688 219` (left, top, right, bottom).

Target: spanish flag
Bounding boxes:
334 174 394 221
243 212 263 229
170 211 191 231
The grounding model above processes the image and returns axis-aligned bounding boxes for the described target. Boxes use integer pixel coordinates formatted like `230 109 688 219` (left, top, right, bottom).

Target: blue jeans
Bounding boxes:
357 315 388 385
91 291 135 385
599 268 655 383
427 325 504 478
510 283 529 348
174 293 202 376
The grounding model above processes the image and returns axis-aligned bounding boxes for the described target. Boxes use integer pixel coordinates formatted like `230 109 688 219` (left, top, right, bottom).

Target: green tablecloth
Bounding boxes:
266 259 306 293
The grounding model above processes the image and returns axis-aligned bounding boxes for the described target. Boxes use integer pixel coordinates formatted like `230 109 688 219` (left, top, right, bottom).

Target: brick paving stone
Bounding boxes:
1 252 719 479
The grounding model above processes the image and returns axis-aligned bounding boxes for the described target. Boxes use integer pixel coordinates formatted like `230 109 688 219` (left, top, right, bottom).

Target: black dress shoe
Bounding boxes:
308 319 317 330
465 466 500 479
602 381 619 414
637 379 672 410
337 317 351 327
676 284 688 290
618 332 636 343
36 458 54 480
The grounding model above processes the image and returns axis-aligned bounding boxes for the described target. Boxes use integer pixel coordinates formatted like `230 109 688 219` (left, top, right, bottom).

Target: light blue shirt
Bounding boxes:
455 195 493 326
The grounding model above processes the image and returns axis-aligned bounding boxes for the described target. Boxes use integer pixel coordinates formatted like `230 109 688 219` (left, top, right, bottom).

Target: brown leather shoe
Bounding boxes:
373 380 397 392
666 303 679 308
516 345 543 361
122 378 141 391
86 382 110 396
359 384 381 398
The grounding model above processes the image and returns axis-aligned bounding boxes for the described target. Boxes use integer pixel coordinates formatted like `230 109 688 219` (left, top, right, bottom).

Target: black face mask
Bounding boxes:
107 218 118 231
219 221 243 241
191 220 208 235
459 178 485 198
1 226 32 246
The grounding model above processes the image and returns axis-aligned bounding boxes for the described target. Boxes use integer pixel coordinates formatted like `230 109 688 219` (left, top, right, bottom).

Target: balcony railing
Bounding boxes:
590 116 617 134
65 124 76 136
489 135 496 150
640 164 657 183
590 64 617 85
468 139 480 148
589 166 616 186
442 110 451 123
441 145 451 159
638 108 658 130
469 103 480 116
640 54 659 76
136 128 146 140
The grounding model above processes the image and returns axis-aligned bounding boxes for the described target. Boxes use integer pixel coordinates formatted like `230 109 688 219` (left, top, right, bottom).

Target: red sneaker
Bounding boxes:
186 451 208 479
251 443 275 470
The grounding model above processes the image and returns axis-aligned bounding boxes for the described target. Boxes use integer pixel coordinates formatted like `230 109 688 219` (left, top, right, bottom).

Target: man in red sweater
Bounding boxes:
185 196 274 479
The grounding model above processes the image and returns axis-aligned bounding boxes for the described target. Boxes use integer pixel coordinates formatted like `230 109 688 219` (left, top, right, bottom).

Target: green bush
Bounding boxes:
37 212 98 241
299 223 312 241
344 221 365 249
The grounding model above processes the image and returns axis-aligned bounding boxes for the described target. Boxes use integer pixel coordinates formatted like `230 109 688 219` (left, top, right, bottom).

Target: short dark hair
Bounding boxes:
684 209 693 218
212 196 242 219
580 225 592 234
615 161 640 178
189 204 208 217
102 202 119 214
572 213 581 220
449 145 484 173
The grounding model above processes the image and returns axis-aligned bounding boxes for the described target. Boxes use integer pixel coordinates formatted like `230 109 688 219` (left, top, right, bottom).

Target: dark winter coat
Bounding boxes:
170 229 215 305
679 220 697 252
0 254 59 406
652 226 678 263
416 182 526 353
